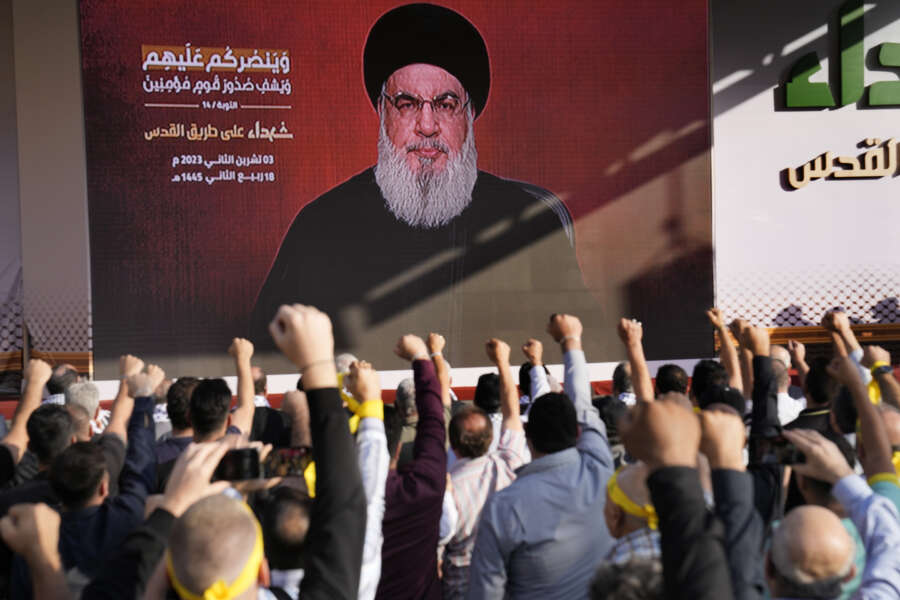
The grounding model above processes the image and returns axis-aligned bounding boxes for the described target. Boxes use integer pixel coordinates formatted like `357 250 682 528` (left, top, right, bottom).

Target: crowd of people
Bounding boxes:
0 305 898 599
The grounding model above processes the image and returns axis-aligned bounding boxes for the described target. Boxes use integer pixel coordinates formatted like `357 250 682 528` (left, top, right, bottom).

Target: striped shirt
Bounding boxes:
605 527 661 565
442 427 527 600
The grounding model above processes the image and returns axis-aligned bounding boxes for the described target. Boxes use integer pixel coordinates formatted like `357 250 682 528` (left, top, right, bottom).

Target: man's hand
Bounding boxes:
486 339 511 366
395 334 428 362
728 319 750 346
699 410 746 471
521 339 543 366
427 333 445 356
821 310 852 334
616 318 643 347
825 356 862 387
619 393 701 472
787 340 806 366
706 307 726 330
0 503 61 570
345 360 381 402
23 360 52 389
161 439 235 517
269 304 334 371
228 338 254 364
126 364 165 399
119 354 144 379
547 313 583 343
782 429 854 484
862 345 891 368
739 325 770 357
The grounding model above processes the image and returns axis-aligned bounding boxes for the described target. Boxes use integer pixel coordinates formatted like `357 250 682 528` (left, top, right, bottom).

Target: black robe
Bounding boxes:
250 167 602 366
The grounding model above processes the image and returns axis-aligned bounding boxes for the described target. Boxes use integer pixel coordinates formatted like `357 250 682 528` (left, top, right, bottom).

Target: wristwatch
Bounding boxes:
871 363 893 376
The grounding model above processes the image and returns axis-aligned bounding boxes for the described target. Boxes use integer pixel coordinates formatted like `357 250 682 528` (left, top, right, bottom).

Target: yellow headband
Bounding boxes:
607 466 658 530
167 502 264 600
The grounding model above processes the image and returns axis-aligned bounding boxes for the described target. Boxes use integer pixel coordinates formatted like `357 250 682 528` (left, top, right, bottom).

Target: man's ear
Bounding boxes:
97 472 109 500
842 564 857 583
258 557 271 588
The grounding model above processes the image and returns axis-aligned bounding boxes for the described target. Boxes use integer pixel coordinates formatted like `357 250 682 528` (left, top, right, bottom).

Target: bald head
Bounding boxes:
604 462 653 538
769 506 855 598
169 495 262 599
449 406 492 458
771 345 791 369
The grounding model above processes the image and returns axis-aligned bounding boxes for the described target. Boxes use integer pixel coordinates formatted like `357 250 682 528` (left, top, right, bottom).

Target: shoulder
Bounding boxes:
473 171 574 245
290 167 379 219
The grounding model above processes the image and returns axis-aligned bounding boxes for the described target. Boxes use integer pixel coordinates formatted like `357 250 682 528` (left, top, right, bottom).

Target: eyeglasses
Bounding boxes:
382 91 469 119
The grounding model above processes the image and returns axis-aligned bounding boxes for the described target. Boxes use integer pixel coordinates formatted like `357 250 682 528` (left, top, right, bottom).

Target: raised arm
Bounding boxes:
708 308 742 392
3 360 51 465
617 317 653 402
105 355 146 443
522 339 550 401
269 304 366 600
0 504 68 600
729 319 754 400
826 355 894 478
345 360 389 600
228 338 256 435
862 346 900 410
486 339 523 432
427 333 452 410
787 340 810 389
824 311 871 384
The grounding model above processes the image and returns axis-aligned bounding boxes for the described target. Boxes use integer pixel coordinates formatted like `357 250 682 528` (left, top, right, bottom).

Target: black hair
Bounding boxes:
805 358 837 407
260 486 312 570
449 406 493 458
612 362 633 397
831 386 858 435
699 384 746 416
26 404 75 465
167 377 200 432
50 441 107 510
253 371 267 396
525 393 577 454
189 378 232 437
474 373 500 414
47 367 78 395
690 359 728 401
383 404 403 460
590 558 663 600
519 362 533 399
593 395 627 446
655 364 688 395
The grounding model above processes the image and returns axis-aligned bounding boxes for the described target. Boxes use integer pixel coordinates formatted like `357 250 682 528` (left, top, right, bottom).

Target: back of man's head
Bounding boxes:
261 486 312 571
689 359 727 402
654 364 688 395
698 385 745 416
168 377 200 432
449 406 493 459
189 379 232 440
612 362 633 398
771 345 791 369
66 404 92 442
593 395 627 446
65 382 100 419
27 404 75 466
47 364 79 395
525 393 577 454
768 506 855 599
474 373 500 414
590 558 663 600
169 495 262 599
334 353 358 375
394 378 417 423
605 462 654 538
251 367 267 396
383 404 404 461
771 359 790 394
805 358 838 407
50 441 107 510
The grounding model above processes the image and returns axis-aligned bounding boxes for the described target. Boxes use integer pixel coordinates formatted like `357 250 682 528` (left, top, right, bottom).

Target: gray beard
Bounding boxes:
374 113 477 229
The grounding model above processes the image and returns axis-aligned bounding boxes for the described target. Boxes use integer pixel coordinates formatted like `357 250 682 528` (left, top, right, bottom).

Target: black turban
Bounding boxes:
363 3 491 118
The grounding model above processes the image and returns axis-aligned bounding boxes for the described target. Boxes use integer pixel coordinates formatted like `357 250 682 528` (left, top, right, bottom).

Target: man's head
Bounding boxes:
66 404 92 442
65 381 100 420
251 367 267 396
189 379 232 441
771 345 791 368
654 364 688 396
771 359 790 394
525 393 577 456
449 406 493 459
394 378 418 424
49 441 108 511
334 353 358 375
767 506 855 598
47 364 79 395
590 558 663 600
366 4 488 228
698 385 745 416
689 359 728 403
805 358 838 407
168 377 200 433
473 373 500 415
612 362 633 398
26 404 76 467
604 462 654 539
261 486 312 571
169 495 266 600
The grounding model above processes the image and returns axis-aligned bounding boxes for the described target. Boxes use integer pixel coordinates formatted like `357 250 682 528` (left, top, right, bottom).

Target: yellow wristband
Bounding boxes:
357 400 384 421
871 361 891 375
868 472 900 487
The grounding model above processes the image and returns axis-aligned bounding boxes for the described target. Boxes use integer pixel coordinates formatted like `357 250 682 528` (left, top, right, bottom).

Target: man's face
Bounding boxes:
382 63 468 174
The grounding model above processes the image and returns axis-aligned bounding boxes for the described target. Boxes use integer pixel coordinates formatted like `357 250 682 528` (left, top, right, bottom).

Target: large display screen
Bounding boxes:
80 0 711 375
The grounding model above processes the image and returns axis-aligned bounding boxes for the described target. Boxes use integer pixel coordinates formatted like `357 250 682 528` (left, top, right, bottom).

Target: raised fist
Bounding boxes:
427 333 446 355
395 334 428 362
119 355 144 378
617 318 643 346
345 360 381 403
23 360 52 388
486 339 511 366
546 314 583 343
861 345 890 368
228 338 254 363
268 304 334 369
787 340 806 365
740 325 770 357
522 339 543 366
127 364 165 399
705 307 726 330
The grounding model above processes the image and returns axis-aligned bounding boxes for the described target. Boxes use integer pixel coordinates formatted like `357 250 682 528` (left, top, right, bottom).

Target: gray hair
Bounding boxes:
395 378 417 422
335 353 358 375
65 382 100 419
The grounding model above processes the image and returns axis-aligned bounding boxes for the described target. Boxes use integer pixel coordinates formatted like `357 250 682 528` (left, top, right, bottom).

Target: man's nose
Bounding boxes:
415 103 439 137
